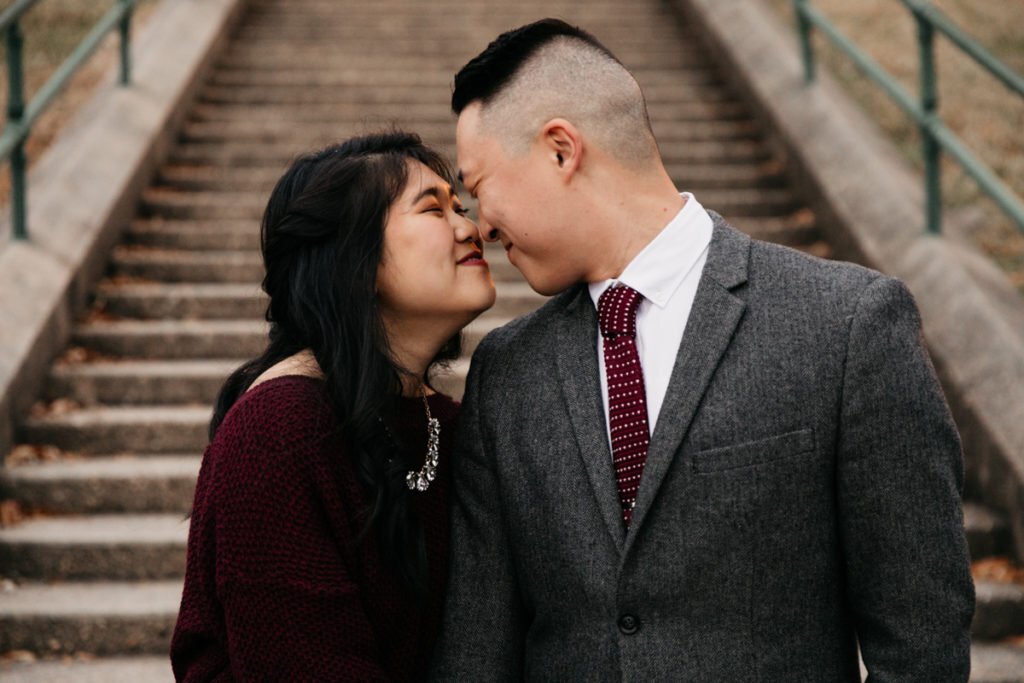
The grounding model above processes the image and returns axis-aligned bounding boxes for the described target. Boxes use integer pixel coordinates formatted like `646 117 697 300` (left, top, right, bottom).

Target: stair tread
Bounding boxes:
0 514 188 545
0 657 173 683
3 454 201 482
23 405 212 426
0 581 182 616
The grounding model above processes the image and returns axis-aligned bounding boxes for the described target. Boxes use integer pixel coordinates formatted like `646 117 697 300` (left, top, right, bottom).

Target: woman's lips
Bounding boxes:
457 252 488 266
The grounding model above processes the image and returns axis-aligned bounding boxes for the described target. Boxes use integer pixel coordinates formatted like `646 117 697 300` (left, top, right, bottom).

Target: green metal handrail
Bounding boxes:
791 0 1024 235
1 0 136 241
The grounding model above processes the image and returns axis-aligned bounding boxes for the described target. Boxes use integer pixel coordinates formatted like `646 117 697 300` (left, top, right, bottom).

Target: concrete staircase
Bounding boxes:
0 0 1021 680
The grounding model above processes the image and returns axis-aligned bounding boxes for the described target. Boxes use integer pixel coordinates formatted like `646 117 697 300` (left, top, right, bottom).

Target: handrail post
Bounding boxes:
118 0 133 85
5 21 27 240
914 4 942 234
794 0 816 84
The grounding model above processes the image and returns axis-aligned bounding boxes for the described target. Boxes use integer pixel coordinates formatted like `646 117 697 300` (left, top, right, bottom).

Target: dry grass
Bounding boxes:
764 0 1024 292
0 0 157 205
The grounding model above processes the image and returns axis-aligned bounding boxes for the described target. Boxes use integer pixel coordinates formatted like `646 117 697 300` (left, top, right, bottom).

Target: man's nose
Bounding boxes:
477 215 500 242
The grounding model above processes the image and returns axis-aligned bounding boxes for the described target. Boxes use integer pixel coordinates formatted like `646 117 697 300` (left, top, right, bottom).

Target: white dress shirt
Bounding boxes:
588 193 713 448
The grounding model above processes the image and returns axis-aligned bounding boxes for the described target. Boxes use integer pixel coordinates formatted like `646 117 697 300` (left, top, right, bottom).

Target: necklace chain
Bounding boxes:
406 390 441 492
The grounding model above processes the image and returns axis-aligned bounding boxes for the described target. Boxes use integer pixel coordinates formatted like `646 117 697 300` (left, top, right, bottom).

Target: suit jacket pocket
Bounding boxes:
691 428 815 474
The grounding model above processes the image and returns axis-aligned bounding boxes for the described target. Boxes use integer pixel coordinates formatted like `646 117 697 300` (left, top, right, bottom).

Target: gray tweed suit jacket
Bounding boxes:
432 215 974 681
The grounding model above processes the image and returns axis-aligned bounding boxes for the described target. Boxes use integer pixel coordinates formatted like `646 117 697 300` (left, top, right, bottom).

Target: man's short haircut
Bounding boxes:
452 19 659 165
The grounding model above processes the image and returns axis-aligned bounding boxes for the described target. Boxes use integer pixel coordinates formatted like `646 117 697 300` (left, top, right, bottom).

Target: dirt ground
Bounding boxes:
764 0 1024 292
0 0 157 204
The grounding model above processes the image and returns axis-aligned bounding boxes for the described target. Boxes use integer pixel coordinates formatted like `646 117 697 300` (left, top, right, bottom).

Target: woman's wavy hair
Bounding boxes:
209 131 461 592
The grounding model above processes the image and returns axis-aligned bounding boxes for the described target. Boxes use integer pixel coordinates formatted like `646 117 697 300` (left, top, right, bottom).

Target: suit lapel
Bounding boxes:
553 286 626 552
624 219 751 550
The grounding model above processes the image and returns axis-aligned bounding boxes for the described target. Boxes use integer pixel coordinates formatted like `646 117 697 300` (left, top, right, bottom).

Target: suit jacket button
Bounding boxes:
618 614 640 635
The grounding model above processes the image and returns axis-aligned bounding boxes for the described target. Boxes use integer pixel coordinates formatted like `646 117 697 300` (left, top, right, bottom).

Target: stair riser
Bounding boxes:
110 256 525 284
0 544 185 582
70 324 489 361
126 224 259 250
205 66 720 89
100 289 539 320
100 291 266 319
156 166 782 196
190 102 751 124
164 140 763 168
110 255 263 282
967 523 1013 560
47 372 230 406
178 121 759 146
0 475 196 515
0 616 174 656
972 583 1024 641
20 420 209 455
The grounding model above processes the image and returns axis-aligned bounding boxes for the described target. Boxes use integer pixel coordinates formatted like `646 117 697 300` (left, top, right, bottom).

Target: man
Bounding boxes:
433 19 974 681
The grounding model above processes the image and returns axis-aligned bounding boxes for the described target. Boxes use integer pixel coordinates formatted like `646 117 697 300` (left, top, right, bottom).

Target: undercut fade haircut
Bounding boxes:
452 18 659 165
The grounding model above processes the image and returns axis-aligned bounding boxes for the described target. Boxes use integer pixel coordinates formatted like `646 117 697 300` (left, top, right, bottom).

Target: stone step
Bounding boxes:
108 246 524 284
973 581 1024 641
155 160 781 194
195 82 735 108
0 455 200 514
207 64 720 88
966 502 1014 560
0 514 188 581
216 35 697 57
0 580 180 655
203 66 723 90
109 248 263 282
0 656 173 683
178 118 760 146
188 100 753 124
70 315 505 361
96 279 542 320
971 643 1024 683
19 405 212 454
138 186 792 226
164 139 769 168
214 50 714 72
126 218 259 250
48 359 240 405
123 209 813 256
96 283 265 319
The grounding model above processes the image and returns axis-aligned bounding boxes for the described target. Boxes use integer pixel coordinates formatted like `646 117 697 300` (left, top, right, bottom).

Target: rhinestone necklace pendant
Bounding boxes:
406 392 441 492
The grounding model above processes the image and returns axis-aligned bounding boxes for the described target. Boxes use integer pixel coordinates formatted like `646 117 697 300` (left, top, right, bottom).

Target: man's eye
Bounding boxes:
454 206 470 216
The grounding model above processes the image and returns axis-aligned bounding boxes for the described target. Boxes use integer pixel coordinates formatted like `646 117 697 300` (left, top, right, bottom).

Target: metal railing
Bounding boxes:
1 0 136 241
791 0 1024 235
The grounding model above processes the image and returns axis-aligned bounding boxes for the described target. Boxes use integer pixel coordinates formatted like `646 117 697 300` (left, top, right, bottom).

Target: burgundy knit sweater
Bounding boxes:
170 376 459 682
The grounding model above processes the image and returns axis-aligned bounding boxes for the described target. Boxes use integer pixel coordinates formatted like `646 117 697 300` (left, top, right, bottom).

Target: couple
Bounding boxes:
171 19 974 682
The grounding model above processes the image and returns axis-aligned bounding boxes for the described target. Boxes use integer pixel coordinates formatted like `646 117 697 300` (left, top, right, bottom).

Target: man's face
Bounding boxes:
456 103 585 296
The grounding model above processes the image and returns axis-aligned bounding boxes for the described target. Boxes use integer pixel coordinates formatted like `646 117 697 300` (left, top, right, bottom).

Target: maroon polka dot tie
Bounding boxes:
598 285 650 526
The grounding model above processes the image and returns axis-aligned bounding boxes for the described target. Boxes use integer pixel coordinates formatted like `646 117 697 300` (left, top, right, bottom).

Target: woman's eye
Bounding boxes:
454 206 470 216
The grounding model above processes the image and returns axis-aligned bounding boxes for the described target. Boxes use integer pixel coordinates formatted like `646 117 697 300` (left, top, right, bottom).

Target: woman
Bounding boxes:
170 132 495 681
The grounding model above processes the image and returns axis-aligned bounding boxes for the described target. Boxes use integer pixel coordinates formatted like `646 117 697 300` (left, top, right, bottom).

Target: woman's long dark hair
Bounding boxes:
209 131 460 592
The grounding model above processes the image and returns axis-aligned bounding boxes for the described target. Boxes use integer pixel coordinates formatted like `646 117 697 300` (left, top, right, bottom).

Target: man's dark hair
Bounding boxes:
452 18 619 114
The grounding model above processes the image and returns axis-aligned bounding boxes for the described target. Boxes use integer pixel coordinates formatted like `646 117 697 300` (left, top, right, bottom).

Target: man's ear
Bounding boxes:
539 118 582 179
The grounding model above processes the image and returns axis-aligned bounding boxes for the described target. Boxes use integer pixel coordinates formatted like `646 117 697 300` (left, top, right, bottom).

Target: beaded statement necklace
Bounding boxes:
405 390 441 492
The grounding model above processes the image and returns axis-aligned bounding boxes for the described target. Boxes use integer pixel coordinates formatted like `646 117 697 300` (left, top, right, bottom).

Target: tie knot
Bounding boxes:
598 285 643 339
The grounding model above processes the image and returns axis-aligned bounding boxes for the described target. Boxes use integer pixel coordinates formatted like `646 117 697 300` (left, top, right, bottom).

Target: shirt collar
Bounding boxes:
588 193 713 309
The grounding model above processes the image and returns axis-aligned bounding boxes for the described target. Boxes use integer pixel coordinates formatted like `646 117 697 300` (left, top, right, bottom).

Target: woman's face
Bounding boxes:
376 160 496 332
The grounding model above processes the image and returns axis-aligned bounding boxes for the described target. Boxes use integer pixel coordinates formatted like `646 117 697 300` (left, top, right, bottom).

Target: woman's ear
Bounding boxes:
540 118 582 179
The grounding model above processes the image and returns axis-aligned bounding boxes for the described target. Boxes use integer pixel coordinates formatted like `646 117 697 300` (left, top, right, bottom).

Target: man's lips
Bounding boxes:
457 251 488 266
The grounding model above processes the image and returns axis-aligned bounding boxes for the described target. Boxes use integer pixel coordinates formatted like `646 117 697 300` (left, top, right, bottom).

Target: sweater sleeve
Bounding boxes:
211 386 390 682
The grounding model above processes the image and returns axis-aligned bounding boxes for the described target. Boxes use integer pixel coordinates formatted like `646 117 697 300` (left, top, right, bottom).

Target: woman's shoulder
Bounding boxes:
208 376 338 474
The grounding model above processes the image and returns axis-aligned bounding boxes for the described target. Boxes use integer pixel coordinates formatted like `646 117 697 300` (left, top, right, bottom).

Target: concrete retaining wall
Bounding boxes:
0 0 245 454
